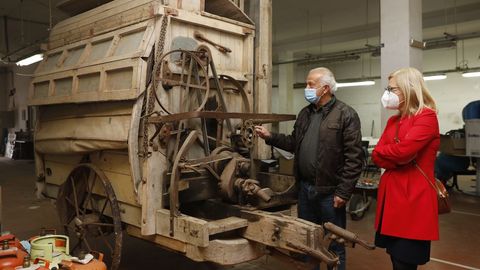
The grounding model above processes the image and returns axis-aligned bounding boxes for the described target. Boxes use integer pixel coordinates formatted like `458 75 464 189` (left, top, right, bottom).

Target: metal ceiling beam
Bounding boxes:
273 45 382 66
0 37 45 62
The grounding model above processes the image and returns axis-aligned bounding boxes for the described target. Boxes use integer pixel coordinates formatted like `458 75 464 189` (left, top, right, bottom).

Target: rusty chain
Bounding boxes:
141 14 169 158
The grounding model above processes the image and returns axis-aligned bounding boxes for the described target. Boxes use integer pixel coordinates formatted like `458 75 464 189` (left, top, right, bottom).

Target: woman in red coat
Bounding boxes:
372 67 440 270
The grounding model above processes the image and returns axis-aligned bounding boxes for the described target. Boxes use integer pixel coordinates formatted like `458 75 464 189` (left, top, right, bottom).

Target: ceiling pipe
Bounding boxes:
273 31 480 66
0 38 46 62
273 46 381 66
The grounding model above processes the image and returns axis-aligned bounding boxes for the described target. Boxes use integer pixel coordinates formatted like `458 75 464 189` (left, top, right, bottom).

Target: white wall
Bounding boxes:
428 73 480 133
4 64 38 131
272 37 480 137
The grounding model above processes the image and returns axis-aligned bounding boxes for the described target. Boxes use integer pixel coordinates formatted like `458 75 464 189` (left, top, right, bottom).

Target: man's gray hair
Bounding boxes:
309 67 338 94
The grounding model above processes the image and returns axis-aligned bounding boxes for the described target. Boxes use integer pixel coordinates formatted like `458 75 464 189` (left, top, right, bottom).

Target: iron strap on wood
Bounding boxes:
148 112 296 124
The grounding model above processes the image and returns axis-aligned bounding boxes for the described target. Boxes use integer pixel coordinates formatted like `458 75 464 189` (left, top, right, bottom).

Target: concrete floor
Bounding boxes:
1 157 479 270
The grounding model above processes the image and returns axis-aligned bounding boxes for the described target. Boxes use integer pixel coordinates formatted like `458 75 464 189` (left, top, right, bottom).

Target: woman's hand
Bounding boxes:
255 125 271 140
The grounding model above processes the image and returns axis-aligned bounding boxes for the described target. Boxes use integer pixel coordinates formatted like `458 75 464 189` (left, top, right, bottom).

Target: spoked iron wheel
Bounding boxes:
157 49 211 114
57 164 123 270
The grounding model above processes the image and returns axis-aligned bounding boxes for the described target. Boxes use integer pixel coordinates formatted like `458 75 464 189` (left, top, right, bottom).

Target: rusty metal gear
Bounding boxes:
240 120 256 149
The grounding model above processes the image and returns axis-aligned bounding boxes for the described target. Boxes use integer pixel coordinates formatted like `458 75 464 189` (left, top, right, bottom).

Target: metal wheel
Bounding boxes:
157 49 211 114
57 163 123 270
218 74 251 113
348 193 370 221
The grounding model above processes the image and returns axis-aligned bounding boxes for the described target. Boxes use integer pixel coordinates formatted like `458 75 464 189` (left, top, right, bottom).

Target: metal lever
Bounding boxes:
194 31 232 53
323 222 376 250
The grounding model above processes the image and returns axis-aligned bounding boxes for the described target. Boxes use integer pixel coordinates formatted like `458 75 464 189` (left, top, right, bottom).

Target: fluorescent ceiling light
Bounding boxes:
423 74 447 81
337 80 375 88
16 54 43 66
462 71 480 78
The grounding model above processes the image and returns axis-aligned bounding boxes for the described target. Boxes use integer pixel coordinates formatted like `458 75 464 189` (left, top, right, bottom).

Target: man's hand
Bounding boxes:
255 126 271 140
333 196 346 208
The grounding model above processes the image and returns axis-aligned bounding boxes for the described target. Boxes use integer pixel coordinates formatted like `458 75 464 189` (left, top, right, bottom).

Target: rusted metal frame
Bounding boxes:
172 121 184 173
183 56 195 112
149 111 296 124
209 57 234 134
171 55 189 167
169 130 199 236
179 52 187 91
193 62 211 156
219 74 251 113
180 153 232 168
216 120 224 148
159 79 209 90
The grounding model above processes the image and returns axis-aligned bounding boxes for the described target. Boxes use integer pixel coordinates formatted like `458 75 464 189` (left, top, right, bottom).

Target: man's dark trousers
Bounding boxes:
298 181 347 270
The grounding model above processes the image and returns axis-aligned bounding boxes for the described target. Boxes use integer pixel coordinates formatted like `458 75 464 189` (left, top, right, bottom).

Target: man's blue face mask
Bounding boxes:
304 85 328 104
304 87 319 104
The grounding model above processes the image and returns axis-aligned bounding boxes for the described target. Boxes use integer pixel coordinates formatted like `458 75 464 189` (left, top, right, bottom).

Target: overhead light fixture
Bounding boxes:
337 80 375 88
423 74 447 81
16 54 43 66
462 71 480 78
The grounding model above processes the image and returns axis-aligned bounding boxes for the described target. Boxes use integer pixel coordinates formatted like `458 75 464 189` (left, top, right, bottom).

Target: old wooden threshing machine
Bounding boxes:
28 0 374 269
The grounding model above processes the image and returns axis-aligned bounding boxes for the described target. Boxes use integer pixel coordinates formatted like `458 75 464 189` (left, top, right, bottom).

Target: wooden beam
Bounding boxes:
240 209 324 253
247 0 272 159
126 225 187 253
156 209 210 247
207 216 248 235
185 238 264 265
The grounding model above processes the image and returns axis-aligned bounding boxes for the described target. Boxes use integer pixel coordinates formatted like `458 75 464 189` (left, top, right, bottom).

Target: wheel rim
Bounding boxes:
57 164 123 270
157 49 211 114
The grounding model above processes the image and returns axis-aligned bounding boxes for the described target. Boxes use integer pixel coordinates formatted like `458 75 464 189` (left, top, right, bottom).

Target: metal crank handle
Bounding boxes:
194 31 232 53
323 222 376 250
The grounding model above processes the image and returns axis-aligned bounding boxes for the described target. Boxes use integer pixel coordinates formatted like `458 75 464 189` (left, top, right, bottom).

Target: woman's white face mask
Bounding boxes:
381 90 400 110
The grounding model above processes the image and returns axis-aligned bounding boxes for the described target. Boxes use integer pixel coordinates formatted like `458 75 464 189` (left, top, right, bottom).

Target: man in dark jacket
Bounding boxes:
255 67 364 270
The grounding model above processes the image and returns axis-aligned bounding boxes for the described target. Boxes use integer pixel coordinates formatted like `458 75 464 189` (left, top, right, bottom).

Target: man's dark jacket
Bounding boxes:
266 98 364 200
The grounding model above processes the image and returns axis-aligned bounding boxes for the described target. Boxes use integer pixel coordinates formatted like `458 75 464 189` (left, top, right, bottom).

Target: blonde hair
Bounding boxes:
389 67 437 116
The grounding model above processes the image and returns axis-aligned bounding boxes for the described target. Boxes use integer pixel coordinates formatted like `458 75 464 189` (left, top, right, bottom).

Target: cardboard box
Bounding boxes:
440 135 466 156
278 157 294 175
466 119 480 157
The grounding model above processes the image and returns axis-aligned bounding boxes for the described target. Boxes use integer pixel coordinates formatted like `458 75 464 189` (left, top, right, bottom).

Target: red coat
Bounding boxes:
372 108 440 240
